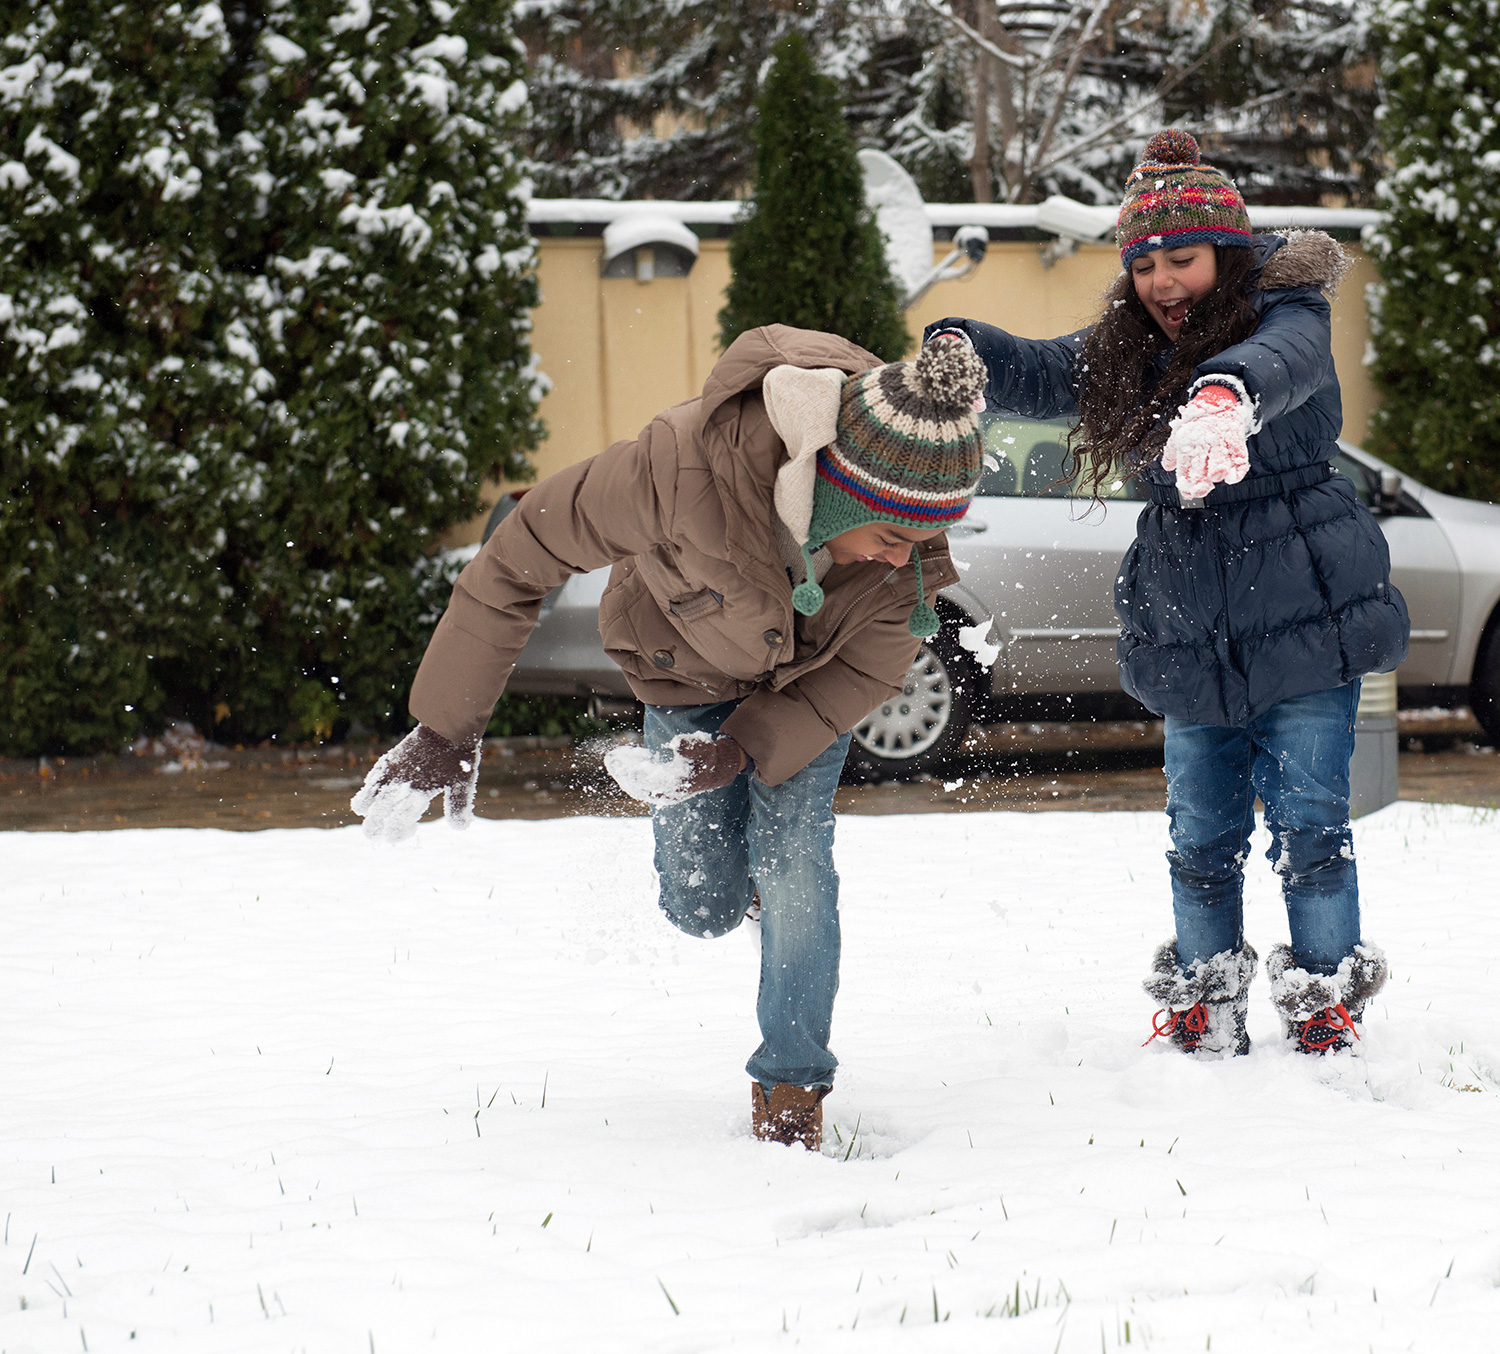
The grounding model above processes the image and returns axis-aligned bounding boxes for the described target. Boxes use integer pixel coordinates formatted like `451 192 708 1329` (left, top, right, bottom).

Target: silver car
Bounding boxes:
497 415 1500 777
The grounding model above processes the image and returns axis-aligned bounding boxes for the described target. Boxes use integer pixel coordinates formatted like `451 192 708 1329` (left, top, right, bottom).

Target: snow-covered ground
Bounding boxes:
5 802 1499 1353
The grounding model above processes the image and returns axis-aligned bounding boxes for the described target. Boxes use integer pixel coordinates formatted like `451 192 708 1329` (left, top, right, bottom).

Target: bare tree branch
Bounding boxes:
1035 0 1102 69
1027 28 1246 181
919 0 1031 70
1026 0 1117 192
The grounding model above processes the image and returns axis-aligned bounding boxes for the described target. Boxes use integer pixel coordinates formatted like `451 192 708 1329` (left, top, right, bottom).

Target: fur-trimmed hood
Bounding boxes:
1255 229 1352 297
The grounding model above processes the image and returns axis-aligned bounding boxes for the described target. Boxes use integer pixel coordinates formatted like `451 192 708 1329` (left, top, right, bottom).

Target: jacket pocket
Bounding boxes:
667 588 724 622
601 569 733 697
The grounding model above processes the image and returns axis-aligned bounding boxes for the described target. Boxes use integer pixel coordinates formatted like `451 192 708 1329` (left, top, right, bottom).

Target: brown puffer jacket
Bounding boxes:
409 324 959 786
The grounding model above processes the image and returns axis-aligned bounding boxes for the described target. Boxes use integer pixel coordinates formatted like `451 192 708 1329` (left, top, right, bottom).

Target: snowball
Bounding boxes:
958 619 1001 669
604 732 714 806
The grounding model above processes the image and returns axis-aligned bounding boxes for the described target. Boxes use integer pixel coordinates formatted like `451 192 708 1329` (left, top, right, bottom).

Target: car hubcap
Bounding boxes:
853 647 951 760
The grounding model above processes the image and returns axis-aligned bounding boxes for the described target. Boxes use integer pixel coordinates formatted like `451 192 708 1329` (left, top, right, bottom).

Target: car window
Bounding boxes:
1331 449 1428 518
1331 451 1375 508
976 413 1146 500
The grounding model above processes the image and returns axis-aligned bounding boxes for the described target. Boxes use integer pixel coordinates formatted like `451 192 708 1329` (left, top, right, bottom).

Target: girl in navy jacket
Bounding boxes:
929 130 1408 1057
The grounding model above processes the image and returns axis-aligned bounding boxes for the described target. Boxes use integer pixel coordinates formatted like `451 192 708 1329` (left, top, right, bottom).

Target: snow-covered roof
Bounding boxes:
529 199 744 227
1243 207 1381 231
528 198 1382 236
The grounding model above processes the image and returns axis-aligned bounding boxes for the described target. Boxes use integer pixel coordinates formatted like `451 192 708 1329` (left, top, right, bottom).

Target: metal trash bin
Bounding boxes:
1349 670 1398 818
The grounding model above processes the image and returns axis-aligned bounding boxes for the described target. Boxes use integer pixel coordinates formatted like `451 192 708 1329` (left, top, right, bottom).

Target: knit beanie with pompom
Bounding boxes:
1116 129 1252 267
795 338 986 638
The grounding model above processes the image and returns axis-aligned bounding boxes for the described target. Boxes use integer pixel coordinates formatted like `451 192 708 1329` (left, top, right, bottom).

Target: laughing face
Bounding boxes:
1130 242 1219 341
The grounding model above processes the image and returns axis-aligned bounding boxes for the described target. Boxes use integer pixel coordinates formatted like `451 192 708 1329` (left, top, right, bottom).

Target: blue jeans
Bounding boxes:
645 701 849 1089
1164 681 1362 975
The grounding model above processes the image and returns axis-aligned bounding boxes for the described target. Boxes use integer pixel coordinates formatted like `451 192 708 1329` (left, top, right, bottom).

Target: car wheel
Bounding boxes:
844 623 981 781
1471 616 1500 744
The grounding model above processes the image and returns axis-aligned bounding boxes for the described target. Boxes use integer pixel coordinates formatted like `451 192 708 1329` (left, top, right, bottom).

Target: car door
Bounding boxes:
953 414 1142 695
1334 446 1462 685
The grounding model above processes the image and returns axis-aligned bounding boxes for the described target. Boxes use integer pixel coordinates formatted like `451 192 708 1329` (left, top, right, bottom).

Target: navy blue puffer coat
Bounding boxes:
927 232 1410 727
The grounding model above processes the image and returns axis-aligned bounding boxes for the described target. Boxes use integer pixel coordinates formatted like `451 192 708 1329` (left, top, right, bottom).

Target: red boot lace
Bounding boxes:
1298 1003 1360 1052
1143 1002 1209 1048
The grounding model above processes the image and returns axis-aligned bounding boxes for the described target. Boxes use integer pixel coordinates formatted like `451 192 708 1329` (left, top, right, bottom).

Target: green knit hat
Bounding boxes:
793 339 985 639
1116 129 1252 267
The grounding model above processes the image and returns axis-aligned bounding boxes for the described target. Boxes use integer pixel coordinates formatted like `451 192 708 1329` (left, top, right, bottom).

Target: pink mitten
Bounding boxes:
1161 384 1253 502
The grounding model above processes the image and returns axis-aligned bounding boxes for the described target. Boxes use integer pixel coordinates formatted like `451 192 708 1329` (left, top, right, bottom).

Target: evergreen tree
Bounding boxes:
213 0 543 744
1365 0 1500 501
718 33 909 362
0 2 254 757
1 0 543 757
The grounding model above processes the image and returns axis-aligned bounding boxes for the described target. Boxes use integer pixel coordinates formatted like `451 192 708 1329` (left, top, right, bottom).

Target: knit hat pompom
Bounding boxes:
1141 128 1200 167
913 337 986 415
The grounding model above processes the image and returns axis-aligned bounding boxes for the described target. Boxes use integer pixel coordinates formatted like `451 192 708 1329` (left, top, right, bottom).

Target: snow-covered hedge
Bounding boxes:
1365 0 1500 502
0 0 541 757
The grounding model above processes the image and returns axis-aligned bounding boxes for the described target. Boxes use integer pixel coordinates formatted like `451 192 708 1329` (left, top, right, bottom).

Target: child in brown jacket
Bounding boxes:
354 325 985 1148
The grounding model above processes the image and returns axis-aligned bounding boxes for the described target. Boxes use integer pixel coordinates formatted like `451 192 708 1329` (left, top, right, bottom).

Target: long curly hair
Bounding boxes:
1065 246 1259 500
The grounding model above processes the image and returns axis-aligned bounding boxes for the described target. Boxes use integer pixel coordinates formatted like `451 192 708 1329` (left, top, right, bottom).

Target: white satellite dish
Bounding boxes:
858 149 934 302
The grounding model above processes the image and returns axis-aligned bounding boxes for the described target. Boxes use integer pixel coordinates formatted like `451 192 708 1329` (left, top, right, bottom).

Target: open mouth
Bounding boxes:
1160 298 1191 327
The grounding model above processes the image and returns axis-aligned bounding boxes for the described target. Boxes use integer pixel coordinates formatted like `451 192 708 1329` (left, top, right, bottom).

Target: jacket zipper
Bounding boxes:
820 546 950 646
829 567 900 633
829 546 949 631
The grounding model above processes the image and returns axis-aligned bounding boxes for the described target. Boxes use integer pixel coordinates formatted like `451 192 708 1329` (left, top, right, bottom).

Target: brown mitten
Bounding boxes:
604 733 748 805
672 734 748 797
351 725 482 842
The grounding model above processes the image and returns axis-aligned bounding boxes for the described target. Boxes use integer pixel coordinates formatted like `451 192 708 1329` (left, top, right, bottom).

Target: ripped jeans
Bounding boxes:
1164 681 1362 975
645 700 848 1089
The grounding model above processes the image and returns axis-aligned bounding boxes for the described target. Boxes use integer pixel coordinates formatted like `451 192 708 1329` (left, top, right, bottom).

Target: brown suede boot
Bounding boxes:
751 1082 826 1150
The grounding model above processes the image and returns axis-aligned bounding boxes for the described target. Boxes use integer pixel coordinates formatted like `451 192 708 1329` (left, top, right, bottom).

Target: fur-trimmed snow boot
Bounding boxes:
1267 942 1388 1054
1142 940 1259 1057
